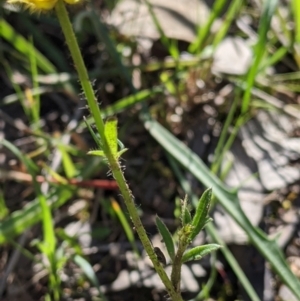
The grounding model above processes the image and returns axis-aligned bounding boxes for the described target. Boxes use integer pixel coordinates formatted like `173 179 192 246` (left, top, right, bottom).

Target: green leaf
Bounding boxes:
105 116 118 155
38 194 56 258
182 207 192 226
181 195 192 226
104 117 128 159
111 198 139 256
0 19 56 73
203 217 213 228
73 254 107 300
142 115 300 299
0 140 56 255
87 117 128 159
0 192 9 220
87 150 105 157
80 86 164 130
292 0 300 43
0 139 38 175
241 0 278 113
84 116 102 149
170 155 261 301
182 244 221 263
189 0 227 53
155 215 175 261
189 188 212 242
104 87 163 116
116 148 128 158
58 145 77 178
0 187 74 244
0 156 103 244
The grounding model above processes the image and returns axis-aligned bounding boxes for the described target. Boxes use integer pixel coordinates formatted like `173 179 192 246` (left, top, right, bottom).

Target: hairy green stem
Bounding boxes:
54 1 182 300
171 228 191 294
170 244 185 294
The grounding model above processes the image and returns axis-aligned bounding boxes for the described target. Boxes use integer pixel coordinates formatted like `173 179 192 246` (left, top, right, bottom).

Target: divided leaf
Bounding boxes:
182 244 221 263
189 188 212 242
155 215 175 261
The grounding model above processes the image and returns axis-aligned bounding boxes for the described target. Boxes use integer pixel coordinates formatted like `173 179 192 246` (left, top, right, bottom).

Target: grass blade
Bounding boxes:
80 86 163 129
0 19 56 73
241 0 278 113
111 198 139 256
189 0 227 53
292 0 300 43
73 254 107 301
0 187 75 245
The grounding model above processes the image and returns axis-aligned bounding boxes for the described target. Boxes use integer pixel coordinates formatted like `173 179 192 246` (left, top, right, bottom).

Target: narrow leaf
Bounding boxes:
0 187 74 244
0 192 9 220
189 188 212 241
169 155 261 301
80 87 164 129
0 140 56 256
241 0 278 113
0 139 38 175
111 198 139 255
0 19 56 73
87 150 105 157
116 148 128 158
38 194 56 257
58 145 77 178
84 116 102 149
73 254 107 300
155 216 175 261
181 195 192 226
182 244 221 263
203 217 213 228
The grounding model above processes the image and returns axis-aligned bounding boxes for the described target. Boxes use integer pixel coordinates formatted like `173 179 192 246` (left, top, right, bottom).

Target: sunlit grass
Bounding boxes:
1 0 300 300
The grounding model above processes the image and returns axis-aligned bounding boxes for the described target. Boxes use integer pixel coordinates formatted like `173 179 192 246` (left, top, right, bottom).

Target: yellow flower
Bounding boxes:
7 0 82 12
8 0 57 10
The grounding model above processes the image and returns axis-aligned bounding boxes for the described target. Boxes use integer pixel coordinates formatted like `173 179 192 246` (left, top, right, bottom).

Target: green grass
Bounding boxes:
1 0 300 300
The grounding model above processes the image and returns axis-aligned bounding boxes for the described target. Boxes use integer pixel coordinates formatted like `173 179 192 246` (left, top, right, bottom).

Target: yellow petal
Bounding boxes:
8 0 57 11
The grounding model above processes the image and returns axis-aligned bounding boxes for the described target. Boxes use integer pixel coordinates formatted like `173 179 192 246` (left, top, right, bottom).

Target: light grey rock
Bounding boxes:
191 263 207 277
64 220 91 248
213 37 253 75
278 285 298 301
108 0 212 43
240 110 300 191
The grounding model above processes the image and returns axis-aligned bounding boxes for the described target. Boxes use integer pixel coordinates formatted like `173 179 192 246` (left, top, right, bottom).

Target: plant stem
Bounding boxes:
54 1 182 300
171 228 191 294
171 245 185 294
